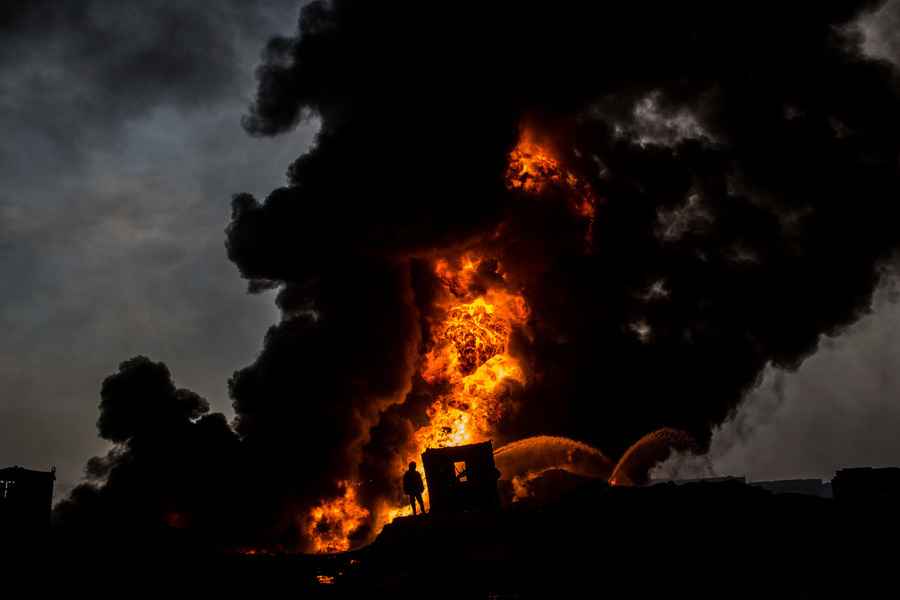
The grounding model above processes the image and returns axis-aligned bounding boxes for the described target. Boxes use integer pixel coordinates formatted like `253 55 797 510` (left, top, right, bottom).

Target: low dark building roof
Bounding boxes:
0 465 56 480
1 465 56 544
832 466 900 502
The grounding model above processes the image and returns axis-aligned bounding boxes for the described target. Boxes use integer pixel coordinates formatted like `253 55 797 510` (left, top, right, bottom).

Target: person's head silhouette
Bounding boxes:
408 462 416 471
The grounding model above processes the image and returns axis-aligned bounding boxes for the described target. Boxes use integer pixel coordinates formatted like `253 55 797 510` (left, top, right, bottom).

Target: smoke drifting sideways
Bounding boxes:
59 0 900 552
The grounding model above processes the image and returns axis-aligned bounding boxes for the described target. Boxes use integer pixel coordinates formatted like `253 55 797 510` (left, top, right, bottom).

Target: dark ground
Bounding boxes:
16 475 898 598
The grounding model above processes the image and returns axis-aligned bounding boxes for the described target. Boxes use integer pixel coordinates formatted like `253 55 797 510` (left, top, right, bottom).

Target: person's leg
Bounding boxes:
416 494 425 513
409 495 417 515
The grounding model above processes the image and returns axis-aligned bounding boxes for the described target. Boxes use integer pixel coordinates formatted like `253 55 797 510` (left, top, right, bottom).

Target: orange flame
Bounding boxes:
506 129 597 248
304 481 370 554
507 134 565 195
413 257 528 454
305 255 528 553
365 257 530 538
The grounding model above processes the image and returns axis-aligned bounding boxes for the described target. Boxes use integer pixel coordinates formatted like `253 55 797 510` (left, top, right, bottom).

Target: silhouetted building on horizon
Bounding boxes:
653 475 747 487
422 441 501 514
832 466 900 503
1 465 55 543
750 478 833 499
653 475 835 498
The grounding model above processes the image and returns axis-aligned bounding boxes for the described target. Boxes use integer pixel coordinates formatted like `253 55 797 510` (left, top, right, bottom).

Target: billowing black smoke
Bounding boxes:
61 0 900 551
54 357 244 551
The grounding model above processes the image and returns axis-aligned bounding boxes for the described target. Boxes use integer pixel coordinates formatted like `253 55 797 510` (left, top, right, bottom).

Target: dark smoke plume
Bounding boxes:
63 0 900 551
55 357 243 551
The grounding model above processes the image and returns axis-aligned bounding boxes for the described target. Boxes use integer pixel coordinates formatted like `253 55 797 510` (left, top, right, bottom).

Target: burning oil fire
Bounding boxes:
416 265 529 451
304 480 370 554
304 129 597 553
371 254 530 531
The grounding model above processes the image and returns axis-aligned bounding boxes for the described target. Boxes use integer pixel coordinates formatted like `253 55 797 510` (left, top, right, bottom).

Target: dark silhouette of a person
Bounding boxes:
403 461 426 515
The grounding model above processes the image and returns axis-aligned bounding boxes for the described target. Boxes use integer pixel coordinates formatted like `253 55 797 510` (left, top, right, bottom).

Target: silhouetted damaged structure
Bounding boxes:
422 441 500 513
1 466 55 543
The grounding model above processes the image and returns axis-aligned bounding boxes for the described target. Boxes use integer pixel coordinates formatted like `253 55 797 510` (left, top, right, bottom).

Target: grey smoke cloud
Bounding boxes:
859 0 900 64
655 267 900 481
652 0 900 483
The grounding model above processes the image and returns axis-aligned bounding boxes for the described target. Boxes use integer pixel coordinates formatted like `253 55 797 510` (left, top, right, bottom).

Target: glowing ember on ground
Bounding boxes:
163 511 189 529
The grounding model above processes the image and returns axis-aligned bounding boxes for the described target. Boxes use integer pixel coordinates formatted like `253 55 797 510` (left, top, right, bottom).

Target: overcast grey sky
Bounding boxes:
0 0 314 497
3 0 900 498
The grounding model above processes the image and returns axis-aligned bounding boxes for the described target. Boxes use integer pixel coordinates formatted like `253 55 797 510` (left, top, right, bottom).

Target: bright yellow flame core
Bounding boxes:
414 265 529 459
